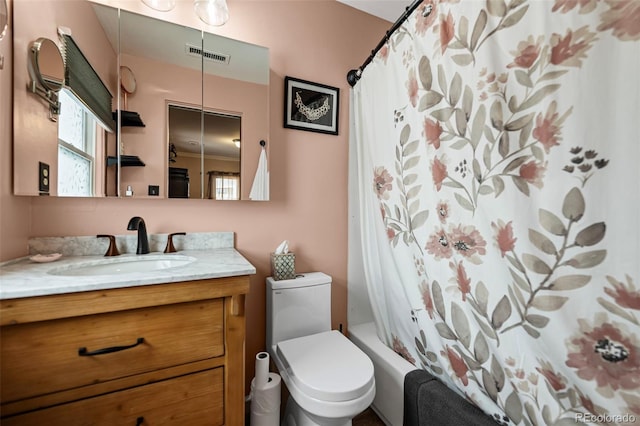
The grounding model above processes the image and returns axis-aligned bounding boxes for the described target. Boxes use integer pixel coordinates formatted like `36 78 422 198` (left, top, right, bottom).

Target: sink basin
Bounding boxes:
48 255 196 277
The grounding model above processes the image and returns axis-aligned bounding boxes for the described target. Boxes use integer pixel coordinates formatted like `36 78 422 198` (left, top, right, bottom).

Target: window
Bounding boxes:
57 89 103 196
215 175 239 200
207 172 239 200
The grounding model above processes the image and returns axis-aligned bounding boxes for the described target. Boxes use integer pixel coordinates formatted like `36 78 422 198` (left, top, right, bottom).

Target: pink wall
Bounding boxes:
1 0 389 393
1 0 31 259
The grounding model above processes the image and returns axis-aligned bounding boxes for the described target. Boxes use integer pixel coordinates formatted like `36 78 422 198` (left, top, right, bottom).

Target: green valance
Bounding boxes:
61 34 114 132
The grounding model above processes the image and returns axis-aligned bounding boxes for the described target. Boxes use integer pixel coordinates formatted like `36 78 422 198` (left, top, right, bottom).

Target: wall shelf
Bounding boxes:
113 110 145 127
107 155 146 167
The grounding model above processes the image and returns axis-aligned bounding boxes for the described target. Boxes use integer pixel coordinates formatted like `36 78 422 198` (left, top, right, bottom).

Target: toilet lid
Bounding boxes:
276 330 374 402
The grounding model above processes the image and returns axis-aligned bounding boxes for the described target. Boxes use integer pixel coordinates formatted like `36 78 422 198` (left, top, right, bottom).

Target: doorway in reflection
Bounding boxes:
167 104 241 199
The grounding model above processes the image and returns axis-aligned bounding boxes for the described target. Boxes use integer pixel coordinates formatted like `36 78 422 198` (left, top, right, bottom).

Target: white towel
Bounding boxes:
249 146 269 200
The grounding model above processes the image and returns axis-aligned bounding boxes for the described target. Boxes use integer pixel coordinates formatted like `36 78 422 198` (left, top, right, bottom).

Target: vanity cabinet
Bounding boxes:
0 276 249 425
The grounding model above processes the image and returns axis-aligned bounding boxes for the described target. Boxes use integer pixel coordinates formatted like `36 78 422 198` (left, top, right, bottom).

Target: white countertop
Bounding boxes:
0 248 256 300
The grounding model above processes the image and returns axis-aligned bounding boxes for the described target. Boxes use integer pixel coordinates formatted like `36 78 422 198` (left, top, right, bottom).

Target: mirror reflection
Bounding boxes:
12 0 270 200
202 24 269 200
0 0 7 41
168 105 241 200
106 5 269 200
13 0 118 197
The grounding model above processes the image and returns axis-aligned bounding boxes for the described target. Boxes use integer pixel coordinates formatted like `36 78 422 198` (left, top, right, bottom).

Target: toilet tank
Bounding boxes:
266 272 332 354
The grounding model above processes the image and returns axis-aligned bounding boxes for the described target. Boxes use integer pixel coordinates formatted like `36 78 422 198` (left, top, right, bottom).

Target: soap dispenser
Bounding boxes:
125 185 134 197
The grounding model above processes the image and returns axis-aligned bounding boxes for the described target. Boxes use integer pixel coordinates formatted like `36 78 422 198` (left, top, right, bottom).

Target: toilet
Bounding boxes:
266 272 375 426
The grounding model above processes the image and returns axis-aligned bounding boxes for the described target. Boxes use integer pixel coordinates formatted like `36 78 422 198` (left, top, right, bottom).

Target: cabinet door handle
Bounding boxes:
78 337 145 356
136 417 145 426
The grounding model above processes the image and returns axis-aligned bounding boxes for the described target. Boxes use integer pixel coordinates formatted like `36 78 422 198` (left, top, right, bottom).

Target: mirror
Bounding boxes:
27 38 65 118
12 0 118 197
120 66 137 107
0 0 7 41
168 104 241 199
114 7 269 199
114 8 204 198
202 29 269 200
13 0 270 200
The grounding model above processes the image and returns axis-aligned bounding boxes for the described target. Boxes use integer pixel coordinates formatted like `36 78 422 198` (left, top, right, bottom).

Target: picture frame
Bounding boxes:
283 76 339 135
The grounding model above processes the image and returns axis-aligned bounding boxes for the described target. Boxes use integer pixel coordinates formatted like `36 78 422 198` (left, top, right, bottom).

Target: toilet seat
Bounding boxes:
276 330 374 403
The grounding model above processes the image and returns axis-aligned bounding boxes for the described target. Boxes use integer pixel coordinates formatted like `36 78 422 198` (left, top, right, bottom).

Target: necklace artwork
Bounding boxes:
294 91 330 121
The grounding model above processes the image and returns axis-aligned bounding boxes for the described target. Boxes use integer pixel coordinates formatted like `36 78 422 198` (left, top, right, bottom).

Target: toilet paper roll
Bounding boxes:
254 352 270 390
250 373 281 426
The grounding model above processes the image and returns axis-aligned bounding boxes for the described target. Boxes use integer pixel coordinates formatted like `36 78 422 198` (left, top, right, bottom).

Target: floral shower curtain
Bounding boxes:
351 0 639 424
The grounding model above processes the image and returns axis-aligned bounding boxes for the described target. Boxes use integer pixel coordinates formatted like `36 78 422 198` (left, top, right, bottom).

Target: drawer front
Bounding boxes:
1 368 224 426
1 299 223 403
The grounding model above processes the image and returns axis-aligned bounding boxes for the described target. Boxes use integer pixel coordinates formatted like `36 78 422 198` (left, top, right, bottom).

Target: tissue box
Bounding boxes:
271 253 295 281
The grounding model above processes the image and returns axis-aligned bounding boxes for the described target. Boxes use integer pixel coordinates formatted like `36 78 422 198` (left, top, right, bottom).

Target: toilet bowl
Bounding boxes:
265 273 376 426
273 330 375 426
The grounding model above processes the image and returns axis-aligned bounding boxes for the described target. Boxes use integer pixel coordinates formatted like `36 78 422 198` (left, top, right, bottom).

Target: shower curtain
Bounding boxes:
351 1 639 424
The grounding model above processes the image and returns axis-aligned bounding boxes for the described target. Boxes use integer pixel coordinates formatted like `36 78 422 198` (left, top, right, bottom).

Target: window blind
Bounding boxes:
61 35 114 132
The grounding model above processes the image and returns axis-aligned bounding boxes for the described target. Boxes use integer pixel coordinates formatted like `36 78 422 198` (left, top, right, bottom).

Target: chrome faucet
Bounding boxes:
127 216 150 254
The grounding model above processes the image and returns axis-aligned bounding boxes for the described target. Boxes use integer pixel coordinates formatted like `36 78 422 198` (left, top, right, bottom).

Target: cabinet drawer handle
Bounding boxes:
78 337 145 356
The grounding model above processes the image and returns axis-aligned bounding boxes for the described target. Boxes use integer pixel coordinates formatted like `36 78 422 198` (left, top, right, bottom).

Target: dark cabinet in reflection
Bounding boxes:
168 167 189 198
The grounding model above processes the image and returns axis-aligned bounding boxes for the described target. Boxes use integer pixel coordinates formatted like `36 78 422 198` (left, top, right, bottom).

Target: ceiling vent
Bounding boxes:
185 43 230 65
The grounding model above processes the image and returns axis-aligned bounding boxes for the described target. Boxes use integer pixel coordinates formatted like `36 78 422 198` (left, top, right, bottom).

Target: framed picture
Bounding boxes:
284 76 339 135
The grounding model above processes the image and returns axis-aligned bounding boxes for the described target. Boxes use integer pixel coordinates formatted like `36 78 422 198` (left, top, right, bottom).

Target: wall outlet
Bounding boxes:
39 162 50 194
148 185 160 196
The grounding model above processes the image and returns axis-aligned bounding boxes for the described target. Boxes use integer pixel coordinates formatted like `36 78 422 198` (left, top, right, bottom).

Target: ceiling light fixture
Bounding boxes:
233 139 241 148
194 0 230 26
141 0 229 26
141 0 176 12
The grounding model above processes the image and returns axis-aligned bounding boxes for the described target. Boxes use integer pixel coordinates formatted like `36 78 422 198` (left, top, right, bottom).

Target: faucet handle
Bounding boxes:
97 235 120 257
164 232 186 253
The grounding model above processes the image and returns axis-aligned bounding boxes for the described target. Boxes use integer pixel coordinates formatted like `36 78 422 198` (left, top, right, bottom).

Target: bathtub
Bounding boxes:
349 322 417 426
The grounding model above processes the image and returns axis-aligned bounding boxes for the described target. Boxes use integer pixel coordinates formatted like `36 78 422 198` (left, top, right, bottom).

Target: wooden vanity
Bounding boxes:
0 275 249 425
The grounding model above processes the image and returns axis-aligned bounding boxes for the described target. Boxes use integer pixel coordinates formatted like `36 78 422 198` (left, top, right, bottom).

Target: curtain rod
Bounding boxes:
346 0 432 87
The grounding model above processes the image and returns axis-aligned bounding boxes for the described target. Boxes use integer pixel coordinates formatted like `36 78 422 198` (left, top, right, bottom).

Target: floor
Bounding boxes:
353 407 386 425
245 402 386 425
